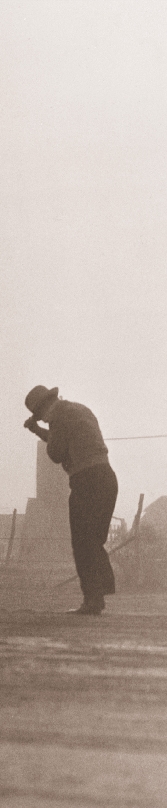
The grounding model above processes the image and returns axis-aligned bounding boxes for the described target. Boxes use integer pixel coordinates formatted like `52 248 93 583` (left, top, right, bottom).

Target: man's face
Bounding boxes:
34 398 57 423
37 403 49 422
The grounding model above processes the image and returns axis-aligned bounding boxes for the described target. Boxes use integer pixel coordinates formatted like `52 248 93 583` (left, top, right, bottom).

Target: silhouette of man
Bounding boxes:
24 385 118 614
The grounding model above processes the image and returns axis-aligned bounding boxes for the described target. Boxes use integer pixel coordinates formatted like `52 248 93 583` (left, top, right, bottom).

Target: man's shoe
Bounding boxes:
74 597 105 615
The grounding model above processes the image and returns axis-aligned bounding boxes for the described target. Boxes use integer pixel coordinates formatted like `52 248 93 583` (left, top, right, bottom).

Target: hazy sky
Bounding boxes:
1 0 167 525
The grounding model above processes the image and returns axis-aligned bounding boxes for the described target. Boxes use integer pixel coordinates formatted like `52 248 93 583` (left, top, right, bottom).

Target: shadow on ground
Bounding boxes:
0 594 167 807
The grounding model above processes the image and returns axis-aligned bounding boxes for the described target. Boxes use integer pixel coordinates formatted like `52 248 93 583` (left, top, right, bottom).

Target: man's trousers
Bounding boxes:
69 463 118 603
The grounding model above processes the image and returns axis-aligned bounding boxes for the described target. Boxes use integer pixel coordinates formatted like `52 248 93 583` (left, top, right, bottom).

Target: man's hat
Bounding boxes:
25 385 59 418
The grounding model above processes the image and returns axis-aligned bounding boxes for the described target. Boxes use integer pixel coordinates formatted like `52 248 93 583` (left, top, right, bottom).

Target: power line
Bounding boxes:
105 434 167 441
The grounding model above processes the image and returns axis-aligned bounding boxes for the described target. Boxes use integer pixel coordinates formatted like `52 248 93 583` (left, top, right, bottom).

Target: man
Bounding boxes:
24 385 118 615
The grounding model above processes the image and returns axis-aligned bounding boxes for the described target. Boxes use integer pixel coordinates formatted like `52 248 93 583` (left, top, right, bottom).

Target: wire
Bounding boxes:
105 434 167 441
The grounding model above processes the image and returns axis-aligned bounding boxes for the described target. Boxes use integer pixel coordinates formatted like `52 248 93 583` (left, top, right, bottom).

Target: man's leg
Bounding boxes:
69 487 104 604
99 546 116 594
69 465 118 609
88 465 118 596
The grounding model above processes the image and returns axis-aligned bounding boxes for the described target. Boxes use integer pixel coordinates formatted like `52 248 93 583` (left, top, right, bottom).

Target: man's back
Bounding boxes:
47 399 109 477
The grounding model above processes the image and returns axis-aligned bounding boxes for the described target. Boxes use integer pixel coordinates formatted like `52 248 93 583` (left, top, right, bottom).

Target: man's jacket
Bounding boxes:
46 399 109 478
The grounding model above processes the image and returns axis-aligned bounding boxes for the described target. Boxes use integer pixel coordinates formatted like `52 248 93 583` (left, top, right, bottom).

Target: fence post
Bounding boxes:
132 494 144 586
5 509 17 566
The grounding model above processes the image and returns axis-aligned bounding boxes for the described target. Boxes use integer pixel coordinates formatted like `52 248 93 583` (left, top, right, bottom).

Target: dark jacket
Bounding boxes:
47 399 109 478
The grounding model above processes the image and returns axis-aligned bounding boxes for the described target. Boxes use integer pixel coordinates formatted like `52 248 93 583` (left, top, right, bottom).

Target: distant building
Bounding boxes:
141 496 167 537
18 441 74 569
0 444 75 612
139 496 167 591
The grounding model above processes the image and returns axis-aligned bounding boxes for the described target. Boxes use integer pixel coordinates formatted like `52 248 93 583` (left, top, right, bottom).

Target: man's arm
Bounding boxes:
24 412 68 464
24 417 48 442
34 424 49 442
47 415 68 464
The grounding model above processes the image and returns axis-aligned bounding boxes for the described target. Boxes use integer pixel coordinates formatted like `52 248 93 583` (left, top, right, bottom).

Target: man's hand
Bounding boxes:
24 416 38 433
24 417 49 442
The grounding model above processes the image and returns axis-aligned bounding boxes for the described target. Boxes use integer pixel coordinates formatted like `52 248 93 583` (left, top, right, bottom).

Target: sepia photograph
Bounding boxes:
0 1 167 805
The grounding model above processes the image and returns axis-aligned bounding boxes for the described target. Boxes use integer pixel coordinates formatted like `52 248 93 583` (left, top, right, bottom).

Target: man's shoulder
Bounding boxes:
65 401 96 419
48 399 76 424
49 400 95 424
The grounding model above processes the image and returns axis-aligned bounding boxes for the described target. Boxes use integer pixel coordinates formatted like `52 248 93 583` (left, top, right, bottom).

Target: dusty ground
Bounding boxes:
0 591 167 807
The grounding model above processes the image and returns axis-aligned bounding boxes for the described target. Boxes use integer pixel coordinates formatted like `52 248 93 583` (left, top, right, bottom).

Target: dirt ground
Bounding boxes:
0 591 167 807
